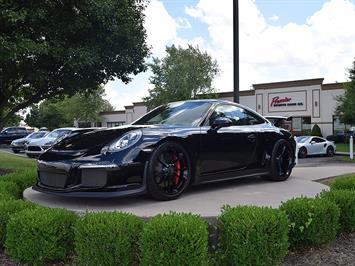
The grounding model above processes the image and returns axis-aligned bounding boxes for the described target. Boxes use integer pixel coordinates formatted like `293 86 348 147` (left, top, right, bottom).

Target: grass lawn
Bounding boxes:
318 173 355 186
0 151 36 171
336 143 355 153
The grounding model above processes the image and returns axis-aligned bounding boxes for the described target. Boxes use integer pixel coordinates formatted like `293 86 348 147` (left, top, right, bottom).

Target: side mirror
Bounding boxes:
311 141 316 144
209 117 233 132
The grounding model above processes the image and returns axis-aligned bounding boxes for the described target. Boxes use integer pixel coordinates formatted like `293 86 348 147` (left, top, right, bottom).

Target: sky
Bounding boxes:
104 0 355 109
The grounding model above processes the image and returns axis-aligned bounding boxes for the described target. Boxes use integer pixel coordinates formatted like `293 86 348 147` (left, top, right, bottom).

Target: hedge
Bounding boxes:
0 181 21 201
320 190 355 232
280 197 340 249
0 200 36 246
0 168 37 193
5 207 77 265
75 211 143 266
139 213 209 266
217 205 289 266
330 175 355 191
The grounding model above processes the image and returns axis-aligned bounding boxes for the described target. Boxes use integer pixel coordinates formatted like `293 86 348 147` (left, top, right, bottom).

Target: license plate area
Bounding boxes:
39 171 67 188
81 169 107 187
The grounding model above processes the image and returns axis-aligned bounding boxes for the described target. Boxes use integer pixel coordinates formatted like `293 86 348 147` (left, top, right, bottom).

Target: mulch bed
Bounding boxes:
281 233 355 266
0 169 12 176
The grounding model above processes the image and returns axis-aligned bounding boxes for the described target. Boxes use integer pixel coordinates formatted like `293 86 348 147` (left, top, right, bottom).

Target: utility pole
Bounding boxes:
233 0 239 103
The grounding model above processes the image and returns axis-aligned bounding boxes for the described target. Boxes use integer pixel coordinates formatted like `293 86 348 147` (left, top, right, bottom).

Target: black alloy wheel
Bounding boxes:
326 146 335 157
266 139 294 181
146 141 191 200
298 147 307 158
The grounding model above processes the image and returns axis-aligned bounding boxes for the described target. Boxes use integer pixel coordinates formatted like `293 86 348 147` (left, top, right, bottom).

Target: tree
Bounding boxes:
143 45 220 110
336 59 355 124
25 86 114 130
311 124 322 137
0 0 149 129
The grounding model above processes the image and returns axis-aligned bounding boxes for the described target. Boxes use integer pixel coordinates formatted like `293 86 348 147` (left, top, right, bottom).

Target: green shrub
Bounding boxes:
139 213 208 266
331 175 355 191
0 180 21 201
75 212 143 266
217 205 289 266
311 124 322 137
0 200 36 246
320 190 355 232
5 207 77 265
1 168 37 192
280 197 339 249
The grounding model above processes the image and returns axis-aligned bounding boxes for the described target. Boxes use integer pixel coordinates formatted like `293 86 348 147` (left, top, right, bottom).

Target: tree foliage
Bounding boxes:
143 45 220 110
0 0 149 129
336 59 355 124
25 86 114 129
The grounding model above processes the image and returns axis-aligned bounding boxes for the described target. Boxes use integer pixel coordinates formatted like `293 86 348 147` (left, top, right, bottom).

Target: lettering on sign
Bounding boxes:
268 91 307 112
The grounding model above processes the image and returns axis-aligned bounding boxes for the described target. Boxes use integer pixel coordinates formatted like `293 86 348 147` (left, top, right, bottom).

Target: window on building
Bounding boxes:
107 122 125 127
292 116 311 135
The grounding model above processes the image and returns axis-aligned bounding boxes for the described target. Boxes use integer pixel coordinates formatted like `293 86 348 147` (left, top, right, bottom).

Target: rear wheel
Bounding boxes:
326 146 335 157
265 139 294 181
146 141 191 201
298 147 307 158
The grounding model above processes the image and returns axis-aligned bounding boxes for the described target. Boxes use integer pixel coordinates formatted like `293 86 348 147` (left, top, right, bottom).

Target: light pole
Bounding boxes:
233 0 239 103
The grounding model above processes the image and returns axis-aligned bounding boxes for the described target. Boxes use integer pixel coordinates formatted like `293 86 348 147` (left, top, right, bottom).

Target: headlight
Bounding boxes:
104 130 142 153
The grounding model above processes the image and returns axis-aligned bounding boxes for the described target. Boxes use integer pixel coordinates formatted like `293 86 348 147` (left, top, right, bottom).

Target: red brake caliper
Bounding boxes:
173 154 181 185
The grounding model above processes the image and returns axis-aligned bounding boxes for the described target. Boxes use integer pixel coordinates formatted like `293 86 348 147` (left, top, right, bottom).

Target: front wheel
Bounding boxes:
326 146 335 157
264 139 295 181
146 141 191 201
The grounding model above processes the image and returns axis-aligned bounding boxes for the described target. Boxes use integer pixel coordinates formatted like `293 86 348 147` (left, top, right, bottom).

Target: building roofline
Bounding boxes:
100 110 126 115
253 78 324 90
321 82 348 90
133 101 145 106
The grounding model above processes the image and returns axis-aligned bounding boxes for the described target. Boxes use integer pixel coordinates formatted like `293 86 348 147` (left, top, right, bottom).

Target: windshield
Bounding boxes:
27 131 47 139
133 101 212 126
46 129 71 139
296 136 310 143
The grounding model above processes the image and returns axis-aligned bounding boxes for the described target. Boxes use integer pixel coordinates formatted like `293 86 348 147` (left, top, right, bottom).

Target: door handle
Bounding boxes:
247 134 256 142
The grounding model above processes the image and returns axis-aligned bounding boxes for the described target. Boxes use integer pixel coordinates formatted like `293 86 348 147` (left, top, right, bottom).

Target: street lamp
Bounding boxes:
233 0 239 103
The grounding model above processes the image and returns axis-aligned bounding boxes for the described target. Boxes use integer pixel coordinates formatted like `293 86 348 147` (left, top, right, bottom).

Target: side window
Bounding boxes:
314 137 325 143
209 105 264 126
6 128 16 133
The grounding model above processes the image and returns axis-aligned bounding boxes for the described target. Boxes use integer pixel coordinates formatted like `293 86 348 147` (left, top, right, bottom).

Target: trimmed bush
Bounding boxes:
0 168 37 192
320 190 355 232
0 180 21 201
280 197 339 249
139 213 208 266
217 205 289 266
0 200 36 246
331 175 355 191
311 124 322 137
5 207 77 265
75 212 143 266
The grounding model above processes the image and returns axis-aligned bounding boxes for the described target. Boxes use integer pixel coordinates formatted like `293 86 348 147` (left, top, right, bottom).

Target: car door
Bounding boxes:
198 104 260 177
311 137 327 154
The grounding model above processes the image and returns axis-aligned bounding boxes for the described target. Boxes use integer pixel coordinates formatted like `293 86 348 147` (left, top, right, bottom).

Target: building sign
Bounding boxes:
268 91 307 112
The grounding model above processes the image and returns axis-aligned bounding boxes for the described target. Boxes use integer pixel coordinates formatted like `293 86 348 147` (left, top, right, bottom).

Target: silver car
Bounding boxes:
296 136 336 158
25 128 76 158
10 131 48 153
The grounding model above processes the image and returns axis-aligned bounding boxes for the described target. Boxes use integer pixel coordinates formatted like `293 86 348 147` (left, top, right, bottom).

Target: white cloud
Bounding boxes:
186 0 355 91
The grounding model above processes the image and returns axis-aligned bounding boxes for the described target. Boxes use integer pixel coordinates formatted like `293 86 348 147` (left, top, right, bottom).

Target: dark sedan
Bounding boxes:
34 100 296 201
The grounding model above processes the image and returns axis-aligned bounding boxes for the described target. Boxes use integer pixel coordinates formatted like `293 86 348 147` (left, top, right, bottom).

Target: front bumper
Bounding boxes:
33 160 147 198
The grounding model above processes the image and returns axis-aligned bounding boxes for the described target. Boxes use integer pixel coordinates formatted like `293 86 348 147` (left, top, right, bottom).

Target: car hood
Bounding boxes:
12 137 28 144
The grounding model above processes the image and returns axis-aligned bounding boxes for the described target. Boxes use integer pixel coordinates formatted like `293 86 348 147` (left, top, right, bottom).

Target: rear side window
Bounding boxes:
209 104 265 126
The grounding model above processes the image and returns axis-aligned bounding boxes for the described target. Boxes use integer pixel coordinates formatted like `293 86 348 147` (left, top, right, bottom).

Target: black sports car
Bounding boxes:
34 100 296 200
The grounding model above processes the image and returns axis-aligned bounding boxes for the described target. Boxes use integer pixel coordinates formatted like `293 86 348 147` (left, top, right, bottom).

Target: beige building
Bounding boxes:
100 78 348 137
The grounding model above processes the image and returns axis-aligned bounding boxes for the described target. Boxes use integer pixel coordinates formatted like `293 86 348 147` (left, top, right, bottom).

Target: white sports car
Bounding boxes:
296 136 336 158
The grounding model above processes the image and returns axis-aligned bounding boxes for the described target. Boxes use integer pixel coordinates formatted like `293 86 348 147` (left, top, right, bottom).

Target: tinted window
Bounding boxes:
296 136 310 143
5 128 17 133
312 137 325 143
46 130 71 139
209 104 264 126
28 131 47 139
134 101 212 126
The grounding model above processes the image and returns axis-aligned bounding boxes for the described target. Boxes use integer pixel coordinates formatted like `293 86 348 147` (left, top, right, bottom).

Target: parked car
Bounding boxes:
34 100 296 201
0 127 30 144
10 131 49 153
296 136 336 158
25 128 76 158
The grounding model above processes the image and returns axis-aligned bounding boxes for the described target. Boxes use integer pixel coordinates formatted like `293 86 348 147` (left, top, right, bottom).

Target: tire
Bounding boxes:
12 149 20 153
265 139 295 181
298 147 307 158
146 141 192 201
326 146 335 157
